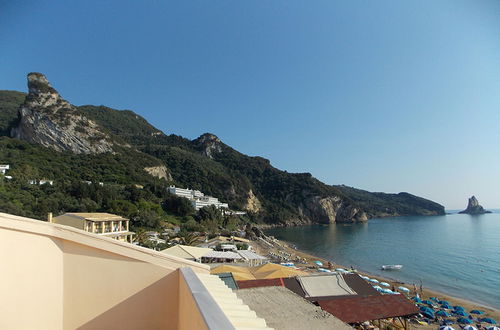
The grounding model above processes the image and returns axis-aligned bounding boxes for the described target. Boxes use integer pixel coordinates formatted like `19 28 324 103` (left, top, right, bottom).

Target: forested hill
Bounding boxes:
0 73 445 229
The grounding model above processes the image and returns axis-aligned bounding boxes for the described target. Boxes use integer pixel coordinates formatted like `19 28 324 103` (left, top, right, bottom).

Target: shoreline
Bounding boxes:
250 234 500 326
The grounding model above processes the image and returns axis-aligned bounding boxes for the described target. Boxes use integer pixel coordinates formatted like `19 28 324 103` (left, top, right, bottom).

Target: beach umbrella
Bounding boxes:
439 300 450 305
380 282 390 287
453 306 465 311
442 319 455 325
419 306 434 313
436 310 451 317
486 326 500 330
430 297 439 301
421 310 434 319
470 310 485 315
423 299 435 306
454 310 468 317
360 275 369 280
398 286 410 293
457 318 473 324
481 318 497 325
439 326 455 330
314 260 323 266
381 288 394 294
441 303 452 309
463 325 478 330
368 278 379 283
412 297 422 303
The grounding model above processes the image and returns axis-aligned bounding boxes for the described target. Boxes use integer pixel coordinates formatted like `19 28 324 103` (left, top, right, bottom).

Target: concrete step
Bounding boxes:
228 316 267 328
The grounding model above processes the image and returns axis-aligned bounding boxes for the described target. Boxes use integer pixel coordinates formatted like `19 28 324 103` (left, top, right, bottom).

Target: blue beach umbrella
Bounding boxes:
439 326 455 330
454 310 468 317
457 318 473 324
423 299 435 306
421 310 434 319
439 300 450 305
412 297 422 303
463 325 478 330
436 310 451 317
368 278 379 283
398 286 410 293
442 319 455 325
486 326 500 330
419 306 434 313
453 306 465 311
481 318 497 325
360 275 369 280
470 310 485 315
441 303 452 309
380 282 390 287
314 260 323 266
430 297 439 301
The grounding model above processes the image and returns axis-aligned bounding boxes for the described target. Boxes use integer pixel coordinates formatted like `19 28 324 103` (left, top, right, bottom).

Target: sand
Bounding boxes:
249 235 500 329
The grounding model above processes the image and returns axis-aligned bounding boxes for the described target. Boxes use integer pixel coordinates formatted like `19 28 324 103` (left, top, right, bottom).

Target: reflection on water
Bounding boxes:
266 213 500 308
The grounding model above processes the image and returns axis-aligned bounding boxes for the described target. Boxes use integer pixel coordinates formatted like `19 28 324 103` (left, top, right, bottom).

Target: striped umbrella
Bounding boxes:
463 326 478 330
439 325 455 330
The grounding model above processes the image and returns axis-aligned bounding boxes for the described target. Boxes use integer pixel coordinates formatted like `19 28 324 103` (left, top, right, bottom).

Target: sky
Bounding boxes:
1 1 499 209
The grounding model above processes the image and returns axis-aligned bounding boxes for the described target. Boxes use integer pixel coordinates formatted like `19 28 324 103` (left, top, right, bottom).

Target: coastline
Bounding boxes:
250 234 500 326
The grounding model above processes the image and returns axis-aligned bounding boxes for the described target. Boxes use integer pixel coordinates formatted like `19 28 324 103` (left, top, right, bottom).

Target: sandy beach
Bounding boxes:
249 235 500 329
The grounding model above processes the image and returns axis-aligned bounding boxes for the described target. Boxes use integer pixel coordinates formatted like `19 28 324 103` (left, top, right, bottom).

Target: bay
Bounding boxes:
266 212 500 309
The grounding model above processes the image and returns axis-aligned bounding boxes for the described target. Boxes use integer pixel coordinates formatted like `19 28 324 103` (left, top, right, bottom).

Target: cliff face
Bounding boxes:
1 73 446 226
11 73 115 154
459 196 491 215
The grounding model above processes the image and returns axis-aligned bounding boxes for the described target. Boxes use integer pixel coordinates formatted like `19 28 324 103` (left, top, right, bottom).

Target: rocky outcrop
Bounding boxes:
193 133 223 159
459 196 491 215
144 165 173 181
11 73 115 154
244 189 263 213
304 196 368 224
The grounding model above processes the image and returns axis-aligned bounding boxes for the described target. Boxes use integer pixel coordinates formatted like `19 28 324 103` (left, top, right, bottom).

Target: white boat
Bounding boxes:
381 264 403 270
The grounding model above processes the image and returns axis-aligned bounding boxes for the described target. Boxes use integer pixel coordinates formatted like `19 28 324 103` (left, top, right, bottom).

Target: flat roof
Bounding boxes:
236 286 351 330
318 294 420 323
58 213 128 221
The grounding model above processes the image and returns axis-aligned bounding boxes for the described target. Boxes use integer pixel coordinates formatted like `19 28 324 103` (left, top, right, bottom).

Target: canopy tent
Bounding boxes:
201 250 243 263
211 263 306 281
297 274 357 298
236 250 267 266
160 244 212 261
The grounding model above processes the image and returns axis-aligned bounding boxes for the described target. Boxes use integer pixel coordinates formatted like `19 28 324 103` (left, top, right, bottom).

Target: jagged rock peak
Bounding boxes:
459 195 491 215
24 72 71 110
194 133 224 159
11 73 115 154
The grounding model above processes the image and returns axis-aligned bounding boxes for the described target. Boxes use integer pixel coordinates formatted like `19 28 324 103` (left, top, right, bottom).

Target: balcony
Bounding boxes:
0 213 271 329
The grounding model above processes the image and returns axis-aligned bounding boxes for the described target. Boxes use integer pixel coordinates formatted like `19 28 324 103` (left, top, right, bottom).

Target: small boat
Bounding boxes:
381 264 403 270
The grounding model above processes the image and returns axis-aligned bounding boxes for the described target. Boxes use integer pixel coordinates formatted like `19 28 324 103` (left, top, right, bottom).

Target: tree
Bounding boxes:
177 231 200 246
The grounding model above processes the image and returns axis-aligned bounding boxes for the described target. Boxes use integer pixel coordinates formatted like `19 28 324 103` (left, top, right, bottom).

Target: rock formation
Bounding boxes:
144 165 173 181
459 196 491 215
11 73 115 154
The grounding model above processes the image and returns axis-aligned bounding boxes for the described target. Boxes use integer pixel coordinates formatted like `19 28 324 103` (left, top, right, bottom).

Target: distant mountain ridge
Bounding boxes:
0 73 445 225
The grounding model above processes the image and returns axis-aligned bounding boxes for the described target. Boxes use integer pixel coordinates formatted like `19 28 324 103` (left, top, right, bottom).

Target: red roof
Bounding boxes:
319 294 419 323
236 278 285 289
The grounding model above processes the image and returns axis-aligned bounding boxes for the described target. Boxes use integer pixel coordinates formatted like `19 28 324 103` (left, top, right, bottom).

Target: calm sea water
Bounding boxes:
266 212 500 309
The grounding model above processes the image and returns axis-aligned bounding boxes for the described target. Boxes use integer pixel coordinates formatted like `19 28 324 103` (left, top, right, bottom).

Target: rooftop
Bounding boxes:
57 212 128 221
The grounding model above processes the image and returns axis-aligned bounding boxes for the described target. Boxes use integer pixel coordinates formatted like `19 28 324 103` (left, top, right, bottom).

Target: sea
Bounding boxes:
266 211 500 309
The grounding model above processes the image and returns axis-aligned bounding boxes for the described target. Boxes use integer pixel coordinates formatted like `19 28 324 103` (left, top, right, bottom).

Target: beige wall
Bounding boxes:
178 275 209 330
53 214 85 230
0 213 210 330
63 241 179 329
0 227 64 330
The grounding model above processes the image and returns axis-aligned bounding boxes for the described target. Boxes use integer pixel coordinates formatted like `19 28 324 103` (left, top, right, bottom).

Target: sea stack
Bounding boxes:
458 196 491 215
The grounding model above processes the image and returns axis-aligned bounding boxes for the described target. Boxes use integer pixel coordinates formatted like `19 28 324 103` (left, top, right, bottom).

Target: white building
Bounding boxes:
0 165 10 175
167 185 229 211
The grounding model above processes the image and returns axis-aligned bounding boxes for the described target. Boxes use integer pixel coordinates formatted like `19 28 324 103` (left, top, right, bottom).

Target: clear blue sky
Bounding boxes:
1 1 499 209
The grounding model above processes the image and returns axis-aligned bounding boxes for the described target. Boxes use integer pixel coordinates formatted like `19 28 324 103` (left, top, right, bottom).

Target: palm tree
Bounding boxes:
178 231 200 246
133 228 148 245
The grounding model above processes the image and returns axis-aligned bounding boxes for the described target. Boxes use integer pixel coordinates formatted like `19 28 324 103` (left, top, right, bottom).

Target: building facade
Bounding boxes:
51 212 134 242
0 164 10 175
167 186 229 210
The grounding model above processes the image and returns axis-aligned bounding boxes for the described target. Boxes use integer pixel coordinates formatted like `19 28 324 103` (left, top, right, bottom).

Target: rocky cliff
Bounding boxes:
11 73 116 154
458 196 491 215
1 73 446 226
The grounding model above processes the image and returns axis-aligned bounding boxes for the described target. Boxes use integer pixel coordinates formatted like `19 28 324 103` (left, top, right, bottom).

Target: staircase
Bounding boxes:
196 273 273 330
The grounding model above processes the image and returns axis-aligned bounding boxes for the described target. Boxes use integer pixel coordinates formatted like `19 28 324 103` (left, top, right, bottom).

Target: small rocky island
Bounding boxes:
459 196 491 215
